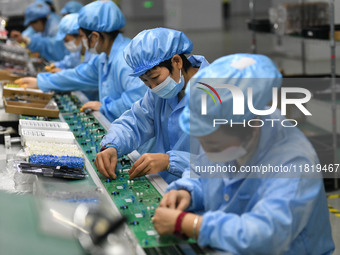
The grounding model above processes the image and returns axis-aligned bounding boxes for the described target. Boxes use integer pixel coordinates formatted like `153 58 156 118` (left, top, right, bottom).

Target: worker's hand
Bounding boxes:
152 207 181 235
159 189 191 210
50 68 61 73
95 147 118 179
128 153 169 179
10 30 28 44
14 77 38 89
80 101 102 112
45 64 55 72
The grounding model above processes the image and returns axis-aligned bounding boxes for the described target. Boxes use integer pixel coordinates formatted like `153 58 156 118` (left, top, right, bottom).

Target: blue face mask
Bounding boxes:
151 70 185 99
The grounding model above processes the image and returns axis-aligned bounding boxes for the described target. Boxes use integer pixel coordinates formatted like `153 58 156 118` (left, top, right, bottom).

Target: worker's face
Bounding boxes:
139 67 171 89
139 55 183 89
30 20 44 32
198 127 242 154
79 31 101 52
64 34 82 46
79 29 86 38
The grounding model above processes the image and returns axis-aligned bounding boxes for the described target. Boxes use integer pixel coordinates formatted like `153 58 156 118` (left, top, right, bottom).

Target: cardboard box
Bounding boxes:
2 85 52 97
3 89 59 118
0 70 21 82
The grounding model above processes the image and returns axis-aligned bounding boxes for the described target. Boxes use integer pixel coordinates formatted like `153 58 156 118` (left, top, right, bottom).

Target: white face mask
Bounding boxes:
81 38 89 50
151 70 184 99
88 34 99 54
64 39 82 52
205 146 247 163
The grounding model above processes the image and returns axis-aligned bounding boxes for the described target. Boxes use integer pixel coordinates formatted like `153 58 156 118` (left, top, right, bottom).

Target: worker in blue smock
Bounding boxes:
60 1 83 16
15 0 147 122
10 1 66 61
22 0 59 38
46 13 94 72
95 28 209 184
152 54 335 254
41 13 97 100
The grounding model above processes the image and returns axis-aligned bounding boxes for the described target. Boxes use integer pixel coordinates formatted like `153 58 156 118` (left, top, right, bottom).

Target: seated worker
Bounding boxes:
43 13 97 101
60 1 83 16
22 0 59 38
152 54 335 254
15 0 147 122
95 28 209 184
47 13 94 72
10 1 67 61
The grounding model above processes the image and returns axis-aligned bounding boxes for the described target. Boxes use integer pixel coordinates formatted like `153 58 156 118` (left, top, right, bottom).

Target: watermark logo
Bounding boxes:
196 82 312 128
198 83 311 116
197 82 222 115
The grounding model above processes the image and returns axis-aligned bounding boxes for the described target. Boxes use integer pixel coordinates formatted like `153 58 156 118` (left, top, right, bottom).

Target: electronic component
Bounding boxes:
19 119 70 132
25 141 83 158
4 83 20 88
20 129 75 144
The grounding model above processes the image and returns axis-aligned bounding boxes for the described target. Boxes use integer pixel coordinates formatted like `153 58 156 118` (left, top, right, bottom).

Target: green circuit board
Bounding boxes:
55 93 83 113
53 94 198 249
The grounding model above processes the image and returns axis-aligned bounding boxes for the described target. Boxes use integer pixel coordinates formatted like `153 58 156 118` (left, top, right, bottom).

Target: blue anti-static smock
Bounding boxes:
54 50 81 69
37 33 147 122
22 12 60 37
54 50 98 101
101 55 210 184
22 26 38 37
167 110 335 254
54 50 94 70
27 13 68 61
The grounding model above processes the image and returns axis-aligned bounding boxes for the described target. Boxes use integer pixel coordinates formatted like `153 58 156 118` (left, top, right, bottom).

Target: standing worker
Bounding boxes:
95 28 209 184
15 0 147 122
152 54 335 254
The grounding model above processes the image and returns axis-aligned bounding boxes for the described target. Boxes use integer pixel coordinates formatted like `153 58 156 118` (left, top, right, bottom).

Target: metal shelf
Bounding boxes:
247 31 340 45
249 0 338 188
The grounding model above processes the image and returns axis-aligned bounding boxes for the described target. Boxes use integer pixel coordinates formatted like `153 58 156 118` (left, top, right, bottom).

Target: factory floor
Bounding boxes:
1 12 340 254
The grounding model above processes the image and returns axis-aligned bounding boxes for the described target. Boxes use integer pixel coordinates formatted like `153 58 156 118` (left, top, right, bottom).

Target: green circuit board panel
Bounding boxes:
20 115 59 121
55 93 83 113
53 93 201 250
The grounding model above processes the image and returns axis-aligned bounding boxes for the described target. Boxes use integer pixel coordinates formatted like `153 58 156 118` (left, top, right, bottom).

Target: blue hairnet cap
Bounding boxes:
123 28 193 77
24 2 51 26
35 0 54 4
78 0 126 32
180 54 282 137
60 1 83 15
55 13 79 41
